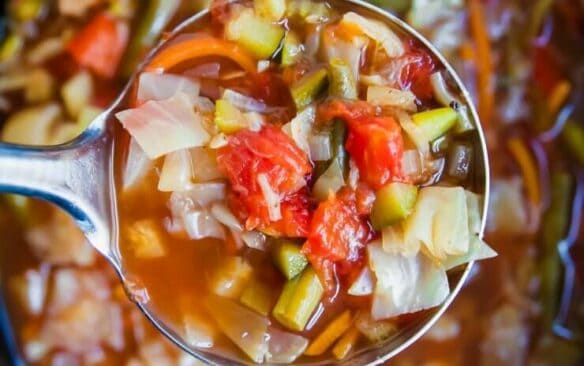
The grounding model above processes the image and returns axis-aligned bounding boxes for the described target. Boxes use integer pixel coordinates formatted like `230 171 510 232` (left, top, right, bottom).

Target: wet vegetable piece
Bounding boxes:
105 0 497 362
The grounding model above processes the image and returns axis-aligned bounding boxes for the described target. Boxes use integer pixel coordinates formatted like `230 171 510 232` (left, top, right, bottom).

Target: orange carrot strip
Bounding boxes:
547 80 571 118
507 137 541 207
146 37 257 75
469 0 494 127
332 325 360 360
305 310 353 356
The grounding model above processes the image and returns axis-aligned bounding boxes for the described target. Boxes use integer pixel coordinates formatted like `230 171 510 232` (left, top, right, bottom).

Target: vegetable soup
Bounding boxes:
114 0 495 363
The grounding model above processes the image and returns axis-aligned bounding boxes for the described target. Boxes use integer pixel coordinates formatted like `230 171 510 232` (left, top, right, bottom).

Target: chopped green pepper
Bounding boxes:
215 99 246 133
240 278 275 316
272 240 308 279
370 182 418 230
290 68 328 110
254 0 286 21
329 58 357 100
121 0 181 77
273 267 323 331
225 9 285 59
281 31 302 67
412 107 458 142
540 172 573 330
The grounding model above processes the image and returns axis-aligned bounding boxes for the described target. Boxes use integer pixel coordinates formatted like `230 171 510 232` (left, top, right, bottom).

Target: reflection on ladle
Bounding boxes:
0 0 490 364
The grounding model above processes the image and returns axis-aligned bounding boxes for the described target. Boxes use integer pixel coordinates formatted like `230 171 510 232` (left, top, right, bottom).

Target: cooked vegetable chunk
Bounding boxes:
370 182 418 230
272 240 308 279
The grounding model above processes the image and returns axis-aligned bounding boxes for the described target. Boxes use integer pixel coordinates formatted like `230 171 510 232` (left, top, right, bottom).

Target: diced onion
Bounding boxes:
222 89 268 113
366 85 417 112
243 112 265 132
241 231 267 251
348 266 374 296
308 132 332 161
266 327 309 363
257 173 282 221
401 149 423 178
209 133 229 149
211 202 243 231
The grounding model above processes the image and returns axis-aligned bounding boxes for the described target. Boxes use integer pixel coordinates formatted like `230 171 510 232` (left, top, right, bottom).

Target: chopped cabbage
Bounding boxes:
158 149 193 192
137 72 200 104
368 243 450 320
341 12 405 58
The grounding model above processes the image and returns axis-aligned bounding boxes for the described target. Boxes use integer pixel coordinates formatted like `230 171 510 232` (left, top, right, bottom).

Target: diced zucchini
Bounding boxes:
273 267 323 331
240 277 275 316
290 68 329 110
272 240 308 279
411 107 458 142
254 0 286 21
313 159 345 201
210 257 253 299
370 182 418 230
214 99 247 133
329 58 358 99
281 31 302 67
225 8 285 59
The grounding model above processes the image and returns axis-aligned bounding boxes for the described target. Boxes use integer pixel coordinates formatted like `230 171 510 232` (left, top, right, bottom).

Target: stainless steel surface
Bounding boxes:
0 1 490 364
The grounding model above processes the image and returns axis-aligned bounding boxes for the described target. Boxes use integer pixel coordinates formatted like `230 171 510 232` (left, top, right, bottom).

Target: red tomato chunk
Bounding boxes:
217 126 313 237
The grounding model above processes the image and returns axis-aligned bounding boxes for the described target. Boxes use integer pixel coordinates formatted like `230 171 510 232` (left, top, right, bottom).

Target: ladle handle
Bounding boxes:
0 127 118 264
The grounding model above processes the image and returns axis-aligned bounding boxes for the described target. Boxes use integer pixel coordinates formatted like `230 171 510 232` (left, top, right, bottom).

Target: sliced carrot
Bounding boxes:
547 80 571 118
304 310 353 356
507 137 541 207
68 12 129 79
146 37 257 75
468 0 494 127
332 325 360 360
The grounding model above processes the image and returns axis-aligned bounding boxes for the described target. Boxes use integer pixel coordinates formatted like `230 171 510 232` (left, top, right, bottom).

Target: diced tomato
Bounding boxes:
302 190 372 289
217 126 313 237
399 40 437 100
319 100 405 189
67 13 129 79
354 184 376 216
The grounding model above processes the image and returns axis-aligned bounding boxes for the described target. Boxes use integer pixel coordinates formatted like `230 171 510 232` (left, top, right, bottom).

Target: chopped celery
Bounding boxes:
210 257 253 299
281 31 302 67
240 278 275 316
412 107 458 142
370 182 418 230
329 58 357 100
225 9 285 59
272 240 308 279
0 34 23 63
255 0 286 21
305 310 353 356
290 68 329 110
214 99 246 133
273 267 323 331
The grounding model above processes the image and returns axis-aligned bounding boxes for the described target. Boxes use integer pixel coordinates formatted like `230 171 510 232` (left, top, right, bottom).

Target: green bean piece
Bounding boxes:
273 267 324 331
272 240 308 279
540 172 573 329
561 120 584 165
281 31 302 67
290 68 328 110
240 278 275 316
370 182 418 230
329 58 357 100
121 0 181 77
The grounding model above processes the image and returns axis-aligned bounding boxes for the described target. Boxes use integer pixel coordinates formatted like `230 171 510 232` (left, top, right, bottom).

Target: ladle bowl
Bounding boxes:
0 1 490 364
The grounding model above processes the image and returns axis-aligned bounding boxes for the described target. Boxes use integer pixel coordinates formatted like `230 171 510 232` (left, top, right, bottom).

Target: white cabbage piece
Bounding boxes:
123 138 153 190
368 243 450 320
204 296 269 363
403 186 469 260
341 12 405 58
137 72 200 104
116 93 210 159
158 149 193 192
348 266 374 296
266 327 308 364
381 224 420 257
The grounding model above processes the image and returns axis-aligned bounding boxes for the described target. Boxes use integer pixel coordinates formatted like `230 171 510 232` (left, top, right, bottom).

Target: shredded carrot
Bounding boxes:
146 37 257 75
304 310 353 356
468 0 494 127
547 80 571 118
507 137 541 207
332 326 360 360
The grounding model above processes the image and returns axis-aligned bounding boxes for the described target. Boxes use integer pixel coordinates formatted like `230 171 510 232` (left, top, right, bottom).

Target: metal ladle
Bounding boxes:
0 1 489 364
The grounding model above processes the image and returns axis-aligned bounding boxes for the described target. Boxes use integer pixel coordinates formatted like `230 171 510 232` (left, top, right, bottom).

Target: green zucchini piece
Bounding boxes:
370 182 418 230
214 99 246 133
412 107 458 142
290 68 329 110
329 58 357 99
272 240 308 279
281 31 302 67
240 278 275 316
225 8 285 59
